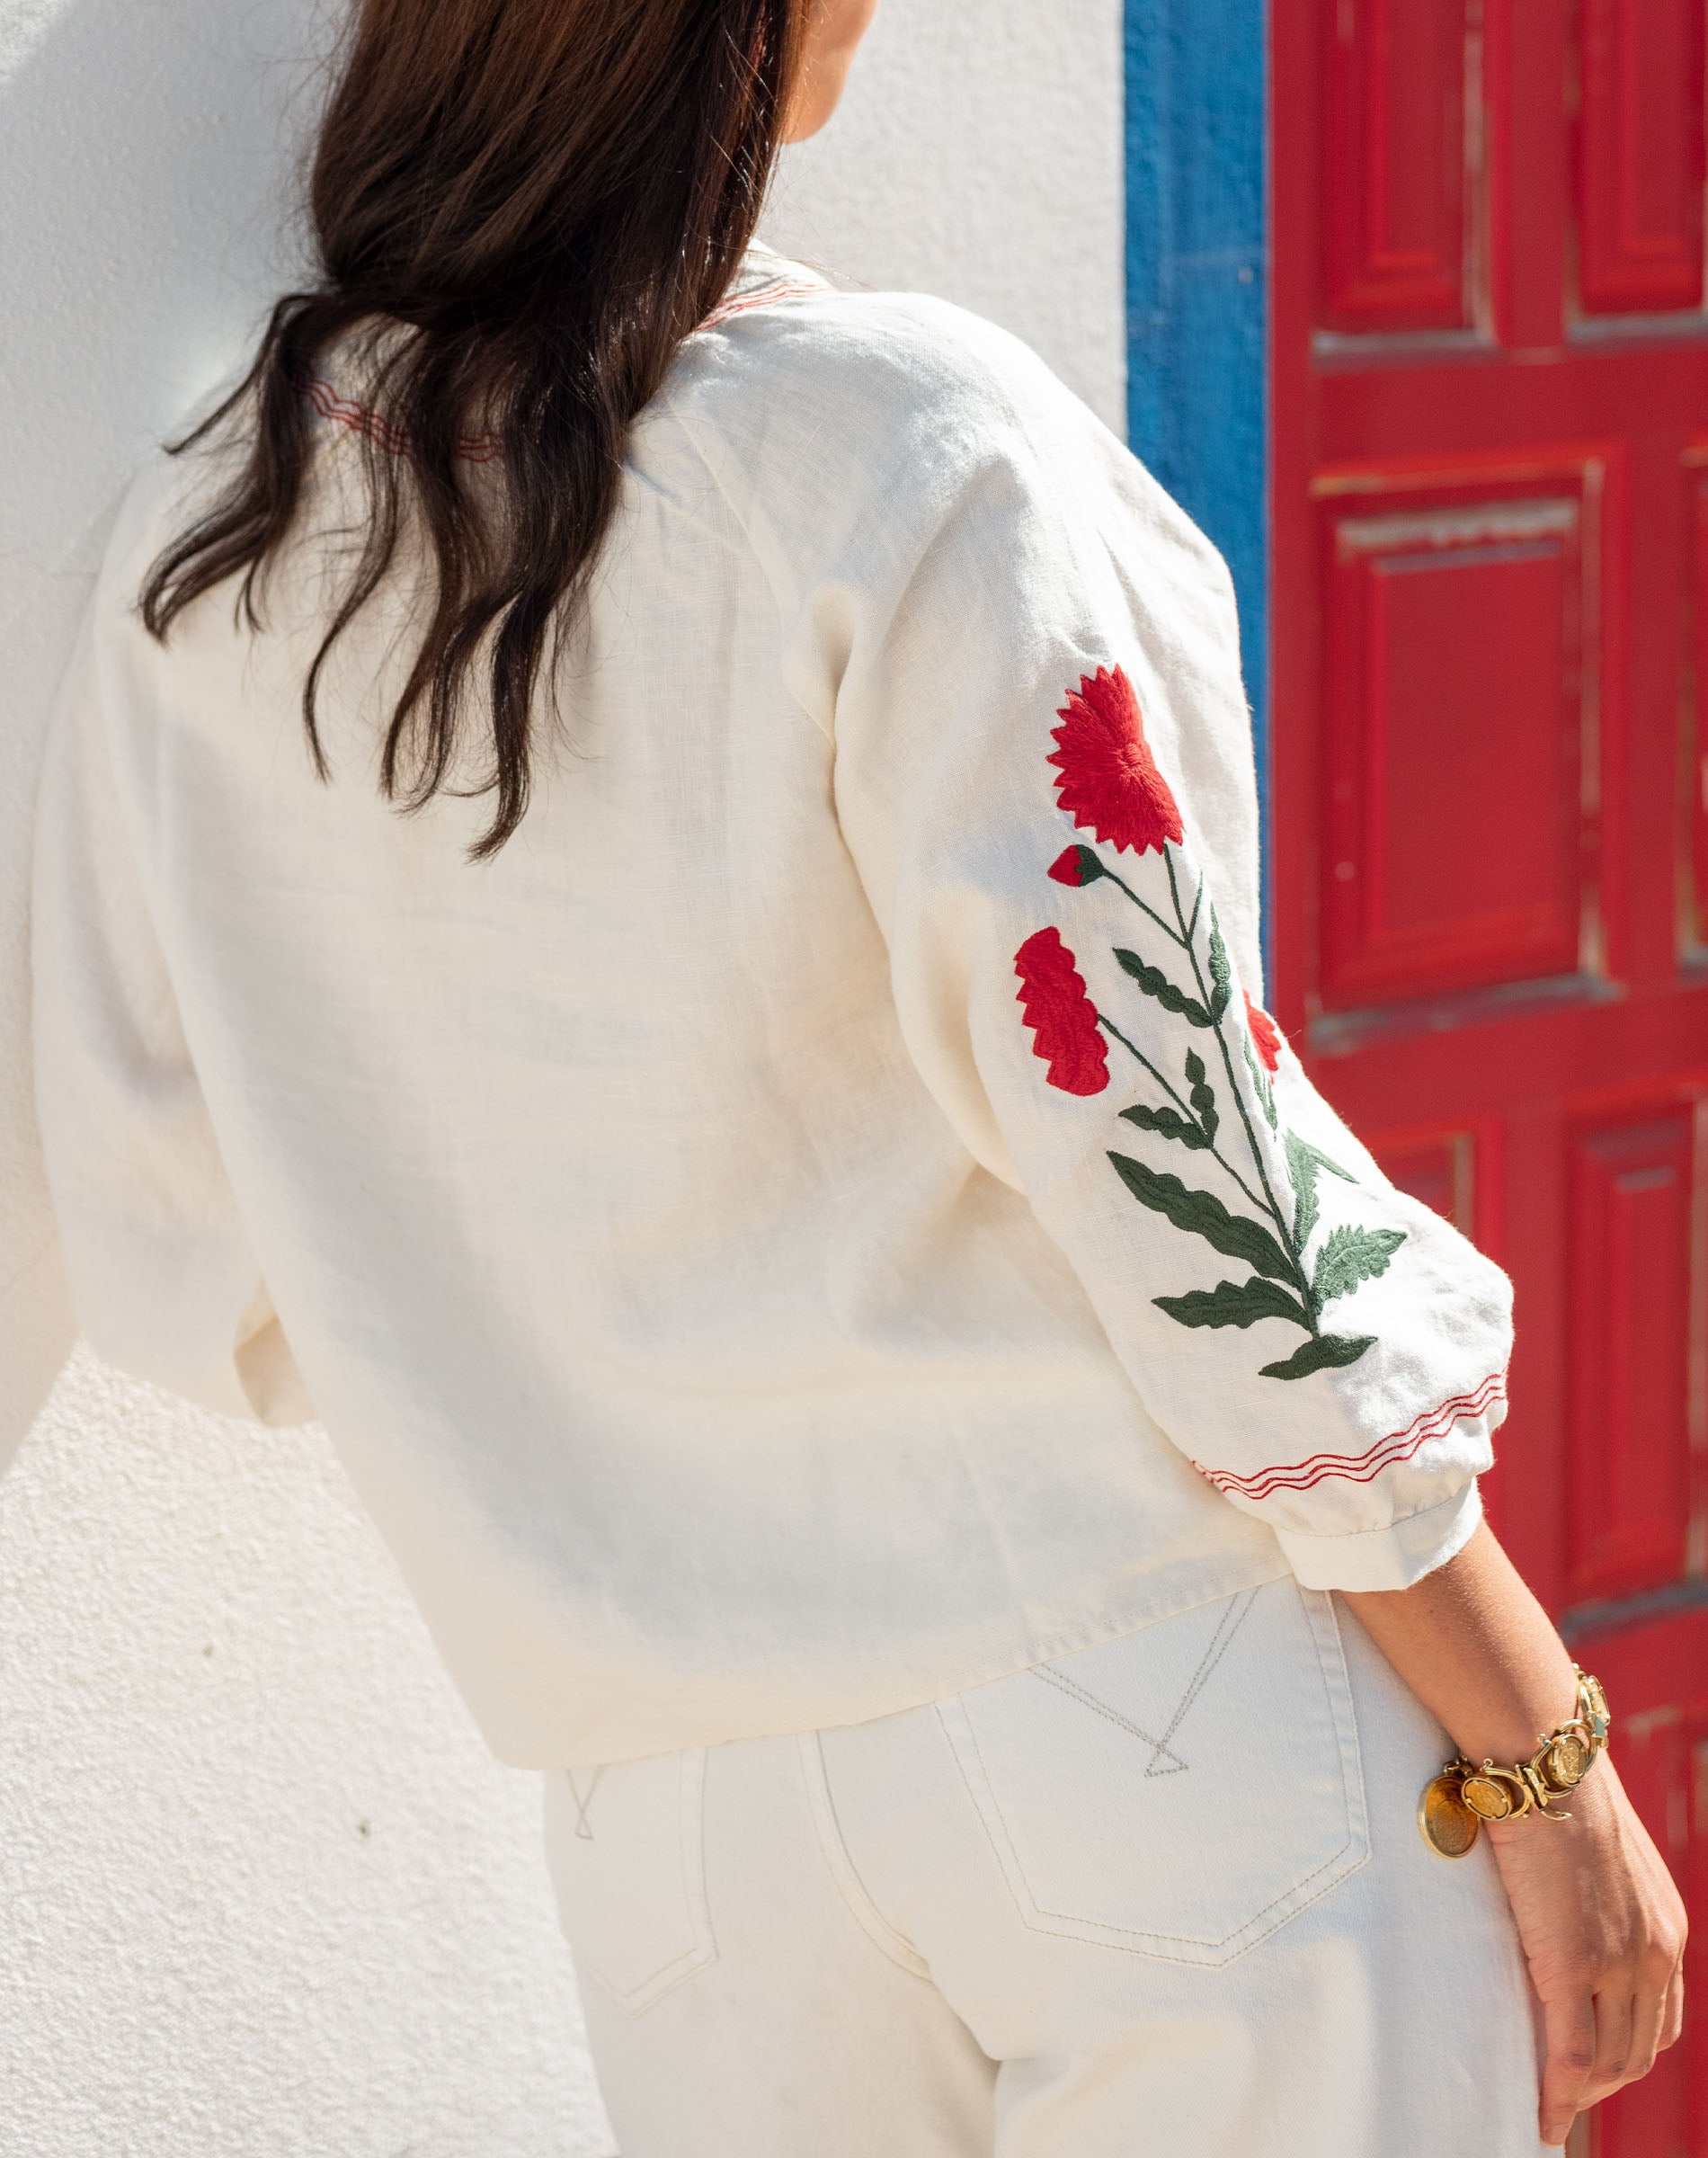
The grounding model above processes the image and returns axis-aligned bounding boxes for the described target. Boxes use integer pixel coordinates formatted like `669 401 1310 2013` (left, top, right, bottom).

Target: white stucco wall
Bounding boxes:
0 3 1124 2150
761 1 1126 432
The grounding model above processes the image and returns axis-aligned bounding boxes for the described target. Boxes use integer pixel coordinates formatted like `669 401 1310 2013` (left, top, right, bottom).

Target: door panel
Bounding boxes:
1374 1127 1478 1233
1574 0 1707 319
1566 1109 1696 1606
1319 468 1597 1011
1321 0 1476 334
1275 6 1708 2145
1690 449 1708 957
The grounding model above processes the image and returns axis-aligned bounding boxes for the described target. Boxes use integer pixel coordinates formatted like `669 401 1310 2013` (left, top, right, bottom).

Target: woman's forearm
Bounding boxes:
1344 1515 1686 2147
1344 1518 1579 1765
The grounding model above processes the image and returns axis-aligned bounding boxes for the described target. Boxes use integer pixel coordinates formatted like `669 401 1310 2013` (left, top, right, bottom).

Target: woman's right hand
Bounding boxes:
1345 1521 1688 2149
1486 1760 1686 2146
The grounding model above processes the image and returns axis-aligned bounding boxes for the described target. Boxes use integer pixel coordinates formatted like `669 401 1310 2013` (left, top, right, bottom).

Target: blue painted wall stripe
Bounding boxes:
1123 0 1270 935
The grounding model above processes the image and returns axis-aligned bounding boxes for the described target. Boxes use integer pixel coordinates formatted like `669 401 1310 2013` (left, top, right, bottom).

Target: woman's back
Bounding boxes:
30 246 1508 1764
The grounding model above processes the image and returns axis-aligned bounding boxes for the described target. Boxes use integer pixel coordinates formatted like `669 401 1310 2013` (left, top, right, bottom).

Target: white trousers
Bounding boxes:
542 1582 1546 2155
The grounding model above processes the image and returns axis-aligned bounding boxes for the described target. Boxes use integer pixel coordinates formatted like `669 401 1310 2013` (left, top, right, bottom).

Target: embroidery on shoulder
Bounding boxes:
694 277 833 332
304 378 501 465
1014 664 1406 1384
305 278 830 453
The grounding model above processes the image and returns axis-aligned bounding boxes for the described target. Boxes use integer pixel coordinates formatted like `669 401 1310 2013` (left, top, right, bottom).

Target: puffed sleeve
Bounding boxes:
780 297 1511 1592
30 546 315 1431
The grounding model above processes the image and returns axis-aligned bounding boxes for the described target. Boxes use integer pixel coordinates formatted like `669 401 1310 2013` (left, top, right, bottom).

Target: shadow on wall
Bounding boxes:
0 4 615 2151
0 0 334 1422
0 0 328 676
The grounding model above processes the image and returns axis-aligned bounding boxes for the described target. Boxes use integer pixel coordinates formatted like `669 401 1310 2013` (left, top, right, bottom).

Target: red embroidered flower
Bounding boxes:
1046 844 1107 887
1014 929 1108 1095
1047 664 1185 856
1243 992 1283 1074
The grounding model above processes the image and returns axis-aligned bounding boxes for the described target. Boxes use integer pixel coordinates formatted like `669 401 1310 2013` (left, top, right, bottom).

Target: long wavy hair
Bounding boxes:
140 0 803 858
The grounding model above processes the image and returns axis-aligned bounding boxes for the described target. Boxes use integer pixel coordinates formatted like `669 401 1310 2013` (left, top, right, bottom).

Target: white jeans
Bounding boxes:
543 1582 1546 2155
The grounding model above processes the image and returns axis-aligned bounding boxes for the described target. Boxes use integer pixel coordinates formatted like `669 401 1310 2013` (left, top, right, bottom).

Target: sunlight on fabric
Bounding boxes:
0 0 74 82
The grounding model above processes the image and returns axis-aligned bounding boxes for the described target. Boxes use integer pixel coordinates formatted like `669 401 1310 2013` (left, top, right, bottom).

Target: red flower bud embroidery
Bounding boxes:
1243 992 1282 1074
1014 928 1109 1095
1047 664 1185 856
1046 844 1106 887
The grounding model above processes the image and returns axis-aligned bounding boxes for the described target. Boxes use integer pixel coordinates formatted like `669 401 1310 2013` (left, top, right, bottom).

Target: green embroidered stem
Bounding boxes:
1100 864 1188 949
1096 1015 1196 1119
1098 1014 1270 1219
1164 848 1308 1309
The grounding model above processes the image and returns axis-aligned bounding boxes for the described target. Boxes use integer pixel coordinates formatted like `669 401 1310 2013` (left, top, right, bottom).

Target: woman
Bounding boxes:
24 0 1684 2149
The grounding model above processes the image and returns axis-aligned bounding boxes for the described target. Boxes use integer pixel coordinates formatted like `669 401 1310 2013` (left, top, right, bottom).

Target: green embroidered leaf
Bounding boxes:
1259 1333 1377 1382
1241 1033 1279 1130
1290 1173 1319 1252
1113 949 1212 1028
1283 1130 1358 1249
1183 1048 1218 1143
1206 909 1232 1022
1119 1102 1210 1150
1312 1225 1408 1308
1153 1278 1312 1332
1288 1135 1357 1185
1106 1152 1298 1284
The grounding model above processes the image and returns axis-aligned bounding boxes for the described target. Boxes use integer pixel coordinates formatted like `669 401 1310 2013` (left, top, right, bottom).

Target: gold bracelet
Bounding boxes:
1419 1665 1611 1859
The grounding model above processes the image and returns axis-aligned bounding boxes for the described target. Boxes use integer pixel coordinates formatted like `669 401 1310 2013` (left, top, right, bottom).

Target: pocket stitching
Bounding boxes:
797 1733 933 1981
943 1696 1360 1954
939 1585 1370 1967
563 1748 721 2014
1030 1583 1258 1777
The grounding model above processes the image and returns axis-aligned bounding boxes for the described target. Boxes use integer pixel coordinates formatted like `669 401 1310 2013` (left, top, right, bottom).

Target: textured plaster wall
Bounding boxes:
0 2 1124 2151
762 0 1126 432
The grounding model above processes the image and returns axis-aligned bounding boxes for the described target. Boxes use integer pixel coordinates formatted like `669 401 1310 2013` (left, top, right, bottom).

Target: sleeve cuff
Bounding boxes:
1273 1478 1483 1592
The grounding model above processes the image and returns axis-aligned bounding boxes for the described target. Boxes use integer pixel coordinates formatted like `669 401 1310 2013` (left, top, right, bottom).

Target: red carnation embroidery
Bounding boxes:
1244 992 1283 1073
1014 929 1109 1095
1047 664 1185 856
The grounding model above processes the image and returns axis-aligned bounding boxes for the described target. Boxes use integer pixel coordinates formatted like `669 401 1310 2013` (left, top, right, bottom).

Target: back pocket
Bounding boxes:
542 1748 718 2012
937 1581 1366 1968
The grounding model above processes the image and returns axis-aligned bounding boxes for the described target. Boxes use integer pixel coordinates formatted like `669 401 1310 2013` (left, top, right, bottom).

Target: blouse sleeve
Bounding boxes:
803 303 1511 1592
30 578 315 1431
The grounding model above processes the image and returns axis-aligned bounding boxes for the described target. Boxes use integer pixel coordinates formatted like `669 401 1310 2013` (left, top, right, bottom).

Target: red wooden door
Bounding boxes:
1272 4 1708 2149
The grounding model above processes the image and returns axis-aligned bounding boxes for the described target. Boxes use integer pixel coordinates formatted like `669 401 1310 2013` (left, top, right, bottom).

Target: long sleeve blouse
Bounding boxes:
22 247 1513 1767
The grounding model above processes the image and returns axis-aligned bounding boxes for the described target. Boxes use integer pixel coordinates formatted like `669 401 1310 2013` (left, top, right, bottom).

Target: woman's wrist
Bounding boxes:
1437 1643 1581 1770
1341 1521 1581 1767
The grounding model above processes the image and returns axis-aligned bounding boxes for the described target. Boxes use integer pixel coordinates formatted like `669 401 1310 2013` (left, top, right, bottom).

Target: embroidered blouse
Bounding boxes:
21 245 1513 1767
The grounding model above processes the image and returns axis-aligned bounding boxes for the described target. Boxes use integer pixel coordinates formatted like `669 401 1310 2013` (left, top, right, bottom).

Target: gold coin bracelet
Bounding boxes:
1419 1666 1611 1859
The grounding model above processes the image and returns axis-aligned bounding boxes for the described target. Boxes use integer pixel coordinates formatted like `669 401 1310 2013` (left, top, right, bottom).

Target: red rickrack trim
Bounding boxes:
303 376 502 465
695 276 830 330
1196 1369 1508 1501
303 278 827 462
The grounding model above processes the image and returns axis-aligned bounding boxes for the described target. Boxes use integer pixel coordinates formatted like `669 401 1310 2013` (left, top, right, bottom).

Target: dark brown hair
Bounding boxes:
141 0 802 857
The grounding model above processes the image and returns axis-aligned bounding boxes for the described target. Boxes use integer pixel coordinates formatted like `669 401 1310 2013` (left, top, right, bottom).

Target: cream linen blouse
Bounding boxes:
25 246 1513 1767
